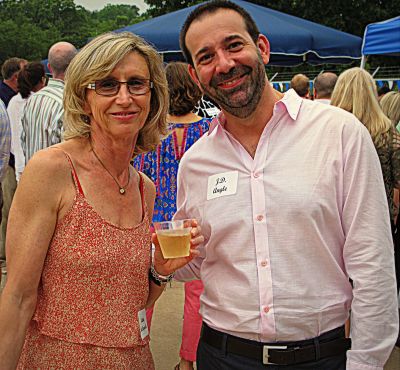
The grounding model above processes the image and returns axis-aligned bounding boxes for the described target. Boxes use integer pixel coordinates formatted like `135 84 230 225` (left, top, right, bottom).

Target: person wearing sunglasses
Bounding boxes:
0 32 203 369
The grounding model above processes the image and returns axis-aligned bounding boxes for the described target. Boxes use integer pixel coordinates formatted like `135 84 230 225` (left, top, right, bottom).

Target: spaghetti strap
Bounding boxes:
138 172 146 218
51 148 84 196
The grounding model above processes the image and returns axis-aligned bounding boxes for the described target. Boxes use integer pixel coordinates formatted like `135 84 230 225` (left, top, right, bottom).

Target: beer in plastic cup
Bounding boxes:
154 219 192 258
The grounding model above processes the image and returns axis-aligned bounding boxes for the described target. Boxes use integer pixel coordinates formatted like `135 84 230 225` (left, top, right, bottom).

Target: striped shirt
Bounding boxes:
21 78 64 164
0 99 11 182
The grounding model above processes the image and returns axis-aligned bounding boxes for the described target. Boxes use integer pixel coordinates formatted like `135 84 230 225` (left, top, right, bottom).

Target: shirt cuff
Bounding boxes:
346 359 383 370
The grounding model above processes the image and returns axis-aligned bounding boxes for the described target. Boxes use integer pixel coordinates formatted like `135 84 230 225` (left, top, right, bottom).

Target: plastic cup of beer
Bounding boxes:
154 219 192 258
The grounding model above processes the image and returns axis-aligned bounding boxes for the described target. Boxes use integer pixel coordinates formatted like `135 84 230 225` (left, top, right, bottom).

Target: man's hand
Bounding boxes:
152 219 203 276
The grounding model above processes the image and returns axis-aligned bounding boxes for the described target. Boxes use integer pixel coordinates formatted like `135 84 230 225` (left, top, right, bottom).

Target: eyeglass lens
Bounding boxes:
95 79 151 95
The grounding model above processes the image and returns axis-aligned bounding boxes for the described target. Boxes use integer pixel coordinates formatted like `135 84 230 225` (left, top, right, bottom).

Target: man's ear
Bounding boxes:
188 64 203 92
257 34 270 65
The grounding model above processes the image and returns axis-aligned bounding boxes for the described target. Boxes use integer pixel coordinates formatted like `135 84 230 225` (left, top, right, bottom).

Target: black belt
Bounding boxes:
201 323 351 366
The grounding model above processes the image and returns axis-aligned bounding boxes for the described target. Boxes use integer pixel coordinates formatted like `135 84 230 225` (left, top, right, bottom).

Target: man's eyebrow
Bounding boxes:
194 34 245 60
195 46 210 60
224 34 244 43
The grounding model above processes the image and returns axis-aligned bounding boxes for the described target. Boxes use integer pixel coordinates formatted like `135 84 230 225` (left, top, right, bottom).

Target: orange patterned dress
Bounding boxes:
18 152 154 369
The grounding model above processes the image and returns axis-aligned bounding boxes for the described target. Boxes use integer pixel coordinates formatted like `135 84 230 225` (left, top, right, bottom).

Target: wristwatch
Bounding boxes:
149 264 174 286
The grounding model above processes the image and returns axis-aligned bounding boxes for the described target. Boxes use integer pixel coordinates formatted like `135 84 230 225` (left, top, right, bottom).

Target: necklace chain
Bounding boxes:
90 143 130 195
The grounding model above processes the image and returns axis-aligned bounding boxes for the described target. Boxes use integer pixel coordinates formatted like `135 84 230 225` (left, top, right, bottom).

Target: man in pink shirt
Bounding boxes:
172 1 399 369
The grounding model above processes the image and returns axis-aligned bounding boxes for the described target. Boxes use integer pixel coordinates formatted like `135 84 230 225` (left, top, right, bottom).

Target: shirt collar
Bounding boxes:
47 78 65 89
208 112 225 135
208 88 303 135
275 88 302 121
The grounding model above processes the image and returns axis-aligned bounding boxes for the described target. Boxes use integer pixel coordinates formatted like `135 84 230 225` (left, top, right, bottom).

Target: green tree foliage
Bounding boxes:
0 0 143 68
144 0 398 37
144 0 203 17
250 0 398 37
90 4 142 34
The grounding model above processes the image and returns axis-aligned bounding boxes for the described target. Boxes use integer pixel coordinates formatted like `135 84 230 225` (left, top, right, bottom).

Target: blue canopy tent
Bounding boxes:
114 0 361 66
360 16 400 68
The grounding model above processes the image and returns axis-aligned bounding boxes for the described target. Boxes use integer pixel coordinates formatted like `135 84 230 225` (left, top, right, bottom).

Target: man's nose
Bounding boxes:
215 50 235 74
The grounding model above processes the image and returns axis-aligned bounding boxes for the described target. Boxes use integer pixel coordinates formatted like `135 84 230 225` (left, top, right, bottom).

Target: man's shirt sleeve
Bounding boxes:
342 118 399 369
0 100 11 182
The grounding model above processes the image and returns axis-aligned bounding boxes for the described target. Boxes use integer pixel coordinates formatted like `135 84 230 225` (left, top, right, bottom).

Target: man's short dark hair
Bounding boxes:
1 57 24 80
290 74 310 98
179 0 260 66
314 72 338 99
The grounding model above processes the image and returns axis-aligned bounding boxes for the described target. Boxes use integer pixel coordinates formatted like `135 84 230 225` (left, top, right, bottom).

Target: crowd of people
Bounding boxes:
0 0 399 369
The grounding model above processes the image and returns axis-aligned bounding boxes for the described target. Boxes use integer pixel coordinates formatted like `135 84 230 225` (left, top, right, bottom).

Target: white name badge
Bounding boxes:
138 308 149 340
205 107 220 117
207 171 238 200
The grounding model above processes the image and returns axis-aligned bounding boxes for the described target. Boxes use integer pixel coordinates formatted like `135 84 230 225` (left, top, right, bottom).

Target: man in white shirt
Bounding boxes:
290 73 310 99
313 72 338 104
172 1 399 369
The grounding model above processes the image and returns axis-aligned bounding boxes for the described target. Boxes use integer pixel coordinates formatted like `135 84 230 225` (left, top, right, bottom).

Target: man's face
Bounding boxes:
185 9 270 118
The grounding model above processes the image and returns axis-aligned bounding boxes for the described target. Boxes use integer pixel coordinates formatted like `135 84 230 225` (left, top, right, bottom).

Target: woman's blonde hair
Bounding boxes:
63 32 169 156
331 67 392 148
380 91 400 128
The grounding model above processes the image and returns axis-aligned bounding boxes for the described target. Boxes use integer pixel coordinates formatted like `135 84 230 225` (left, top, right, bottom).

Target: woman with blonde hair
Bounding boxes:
0 32 203 369
331 67 400 298
380 91 400 131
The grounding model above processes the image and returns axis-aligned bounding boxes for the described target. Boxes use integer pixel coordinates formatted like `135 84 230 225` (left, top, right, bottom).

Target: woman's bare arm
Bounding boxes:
0 150 69 369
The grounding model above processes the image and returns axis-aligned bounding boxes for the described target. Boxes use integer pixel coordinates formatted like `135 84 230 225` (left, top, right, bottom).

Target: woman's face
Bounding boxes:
84 51 152 140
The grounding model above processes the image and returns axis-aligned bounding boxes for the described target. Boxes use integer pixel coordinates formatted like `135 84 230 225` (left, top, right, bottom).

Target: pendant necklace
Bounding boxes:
90 143 130 195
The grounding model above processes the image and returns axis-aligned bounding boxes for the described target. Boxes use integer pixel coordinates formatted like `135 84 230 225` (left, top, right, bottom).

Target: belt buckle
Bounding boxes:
262 345 288 365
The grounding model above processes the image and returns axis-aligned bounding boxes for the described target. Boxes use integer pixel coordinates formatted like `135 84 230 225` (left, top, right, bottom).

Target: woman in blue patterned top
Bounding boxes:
134 62 212 370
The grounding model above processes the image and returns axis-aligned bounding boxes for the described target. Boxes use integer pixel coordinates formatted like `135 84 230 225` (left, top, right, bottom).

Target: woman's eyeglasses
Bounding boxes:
87 78 153 96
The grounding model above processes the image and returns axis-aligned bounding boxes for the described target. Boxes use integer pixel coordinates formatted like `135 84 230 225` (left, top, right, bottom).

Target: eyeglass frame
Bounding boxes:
87 78 154 96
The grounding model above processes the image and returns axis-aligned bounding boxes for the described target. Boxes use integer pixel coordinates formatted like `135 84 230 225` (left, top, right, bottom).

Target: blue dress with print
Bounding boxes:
133 118 210 223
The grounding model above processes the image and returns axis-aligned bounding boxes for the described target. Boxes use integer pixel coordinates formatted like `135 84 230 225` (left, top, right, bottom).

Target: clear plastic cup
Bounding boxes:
153 219 192 258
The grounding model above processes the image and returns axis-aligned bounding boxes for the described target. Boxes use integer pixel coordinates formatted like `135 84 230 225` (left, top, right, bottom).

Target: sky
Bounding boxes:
74 0 149 13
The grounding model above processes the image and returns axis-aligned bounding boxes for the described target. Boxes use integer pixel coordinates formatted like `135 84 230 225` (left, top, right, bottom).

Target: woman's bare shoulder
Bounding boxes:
21 147 70 183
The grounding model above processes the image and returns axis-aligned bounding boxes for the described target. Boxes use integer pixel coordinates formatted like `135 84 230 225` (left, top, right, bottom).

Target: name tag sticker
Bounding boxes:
138 308 149 339
207 171 238 200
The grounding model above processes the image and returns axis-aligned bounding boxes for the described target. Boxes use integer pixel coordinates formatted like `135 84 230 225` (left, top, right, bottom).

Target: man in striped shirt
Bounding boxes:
0 99 11 291
21 41 77 164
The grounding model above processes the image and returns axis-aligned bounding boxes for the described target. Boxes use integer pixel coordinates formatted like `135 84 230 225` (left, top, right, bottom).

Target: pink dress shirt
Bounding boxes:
174 89 399 370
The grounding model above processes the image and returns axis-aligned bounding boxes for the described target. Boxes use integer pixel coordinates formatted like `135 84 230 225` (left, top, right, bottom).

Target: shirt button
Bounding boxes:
261 260 268 267
256 215 264 222
253 172 259 178
264 306 270 313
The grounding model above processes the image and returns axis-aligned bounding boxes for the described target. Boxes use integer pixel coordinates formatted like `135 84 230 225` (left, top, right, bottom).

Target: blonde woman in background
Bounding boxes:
331 69 400 346
380 90 400 323
381 91 400 132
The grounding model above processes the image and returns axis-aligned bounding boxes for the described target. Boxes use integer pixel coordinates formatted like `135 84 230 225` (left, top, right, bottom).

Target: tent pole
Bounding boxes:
270 72 278 82
360 55 366 69
371 66 380 78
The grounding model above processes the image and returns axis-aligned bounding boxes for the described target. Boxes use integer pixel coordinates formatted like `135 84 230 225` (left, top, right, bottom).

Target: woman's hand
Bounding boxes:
152 219 203 276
